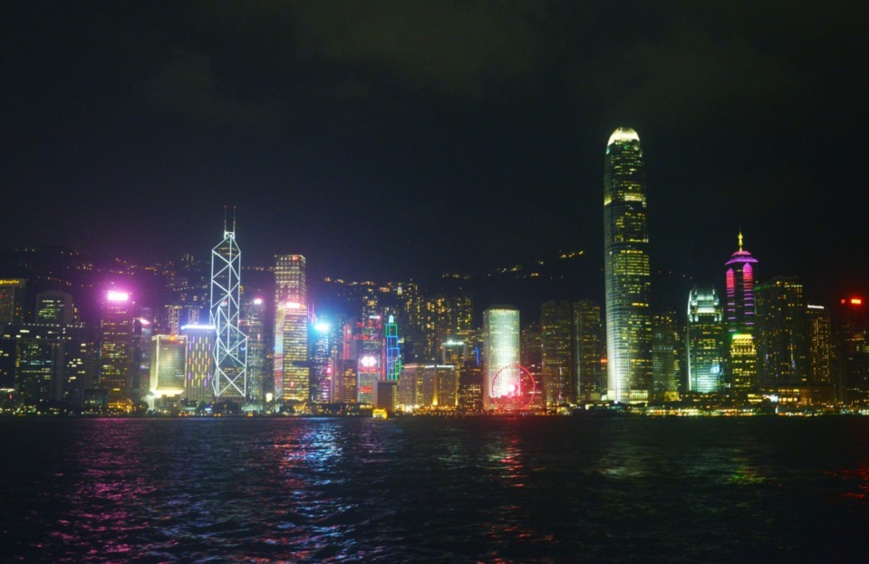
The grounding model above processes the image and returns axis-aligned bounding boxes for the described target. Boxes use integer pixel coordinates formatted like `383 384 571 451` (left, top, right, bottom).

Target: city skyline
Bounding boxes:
2 2 868 305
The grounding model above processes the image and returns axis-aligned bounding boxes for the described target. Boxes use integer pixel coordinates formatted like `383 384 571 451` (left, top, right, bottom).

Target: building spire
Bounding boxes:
738 229 744 252
223 205 228 233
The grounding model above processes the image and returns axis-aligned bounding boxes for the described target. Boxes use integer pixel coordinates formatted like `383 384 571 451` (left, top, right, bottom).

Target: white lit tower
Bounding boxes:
210 211 248 400
603 127 652 404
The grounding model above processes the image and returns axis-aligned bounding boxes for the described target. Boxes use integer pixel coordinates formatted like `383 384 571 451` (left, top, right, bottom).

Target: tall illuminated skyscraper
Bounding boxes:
483 306 520 409
686 286 724 393
99 290 134 411
274 255 309 402
573 299 604 400
603 127 652 403
725 232 758 392
210 219 248 401
756 277 807 390
541 301 573 407
241 297 266 404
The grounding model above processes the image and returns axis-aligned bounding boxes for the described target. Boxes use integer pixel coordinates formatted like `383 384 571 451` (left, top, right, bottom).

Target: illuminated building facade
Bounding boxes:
483 306 520 409
385 315 401 381
725 232 758 391
356 316 383 404
756 277 807 390
0 279 26 324
458 357 483 412
541 301 574 407
652 311 682 399
603 127 652 403
309 317 335 404
210 222 248 400
331 357 357 404
274 255 308 402
15 325 66 403
422 365 457 408
149 334 187 399
241 297 266 403
181 324 214 403
686 286 724 393
806 304 833 387
99 290 134 410
398 363 425 409
835 297 869 403
36 291 73 325
573 299 604 400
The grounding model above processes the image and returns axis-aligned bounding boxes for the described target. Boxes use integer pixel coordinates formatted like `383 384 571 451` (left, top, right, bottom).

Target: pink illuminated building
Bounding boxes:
724 232 759 392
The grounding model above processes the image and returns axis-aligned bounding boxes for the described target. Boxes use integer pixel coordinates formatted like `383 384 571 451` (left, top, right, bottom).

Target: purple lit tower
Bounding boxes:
724 231 758 391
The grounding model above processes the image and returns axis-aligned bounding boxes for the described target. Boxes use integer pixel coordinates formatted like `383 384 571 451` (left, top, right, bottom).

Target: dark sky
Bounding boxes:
2 1 868 308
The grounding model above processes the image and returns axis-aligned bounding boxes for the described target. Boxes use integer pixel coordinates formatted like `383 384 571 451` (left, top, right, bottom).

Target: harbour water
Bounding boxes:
2 416 868 562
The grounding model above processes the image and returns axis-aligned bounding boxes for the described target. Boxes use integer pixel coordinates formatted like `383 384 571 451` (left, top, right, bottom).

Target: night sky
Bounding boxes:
2 2 868 309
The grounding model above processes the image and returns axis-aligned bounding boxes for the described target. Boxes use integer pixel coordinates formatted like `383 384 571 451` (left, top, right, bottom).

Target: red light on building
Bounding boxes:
851 298 863 305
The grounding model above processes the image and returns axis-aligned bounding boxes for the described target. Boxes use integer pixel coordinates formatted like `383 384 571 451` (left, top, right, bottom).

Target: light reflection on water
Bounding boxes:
1 417 869 562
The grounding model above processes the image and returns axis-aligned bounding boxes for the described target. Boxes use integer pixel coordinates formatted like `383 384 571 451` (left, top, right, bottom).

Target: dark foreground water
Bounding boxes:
2 416 868 563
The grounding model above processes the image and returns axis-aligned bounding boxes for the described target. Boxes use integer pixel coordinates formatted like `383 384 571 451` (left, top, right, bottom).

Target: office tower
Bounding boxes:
385 315 401 381
603 127 652 403
210 220 248 400
756 277 807 391
132 312 154 400
274 254 308 402
541 301 574 407
806 304 833 387
652 311 683 399
483 306 520 409
520 321 542 407
686 287 724 393
149 335 187 399
458 357 483 412
573 300 604 400
181 324 215 404
356 315 383 404
422 365 457 408
398 363 425 408
99 290 134 411
835 297 869 403
309 316 334 403
725 232 759 392
241 297 266 404
331 357 358 404
0 279 26 324
165 305 183 335
35 291 73 324
374 379 398 410
16 325 65 403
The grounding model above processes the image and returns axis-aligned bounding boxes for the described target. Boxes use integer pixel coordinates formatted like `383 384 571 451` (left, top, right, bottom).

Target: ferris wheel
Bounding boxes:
490 364 538 411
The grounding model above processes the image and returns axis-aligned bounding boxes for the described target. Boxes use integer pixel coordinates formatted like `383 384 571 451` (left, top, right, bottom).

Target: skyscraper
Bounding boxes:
483 306 520 410
541 301 573 408
149 334 187 400
573 299 604 401
756 277 807 391
725 232 758 392
603 127 652 403
835 297 869 404
241 296 266 404
181 324 215 404
99 290 134 411
686 286 724 394
651 311 682 399
210 220 248 400
274 255 309 403
0 279 26 325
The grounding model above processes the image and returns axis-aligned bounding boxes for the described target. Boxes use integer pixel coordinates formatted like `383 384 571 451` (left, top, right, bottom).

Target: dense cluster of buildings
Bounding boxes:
1 129 867 416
